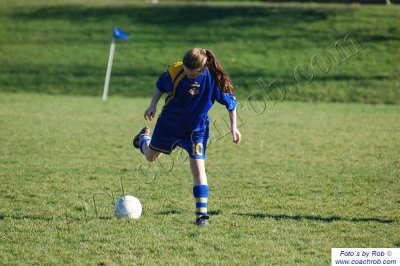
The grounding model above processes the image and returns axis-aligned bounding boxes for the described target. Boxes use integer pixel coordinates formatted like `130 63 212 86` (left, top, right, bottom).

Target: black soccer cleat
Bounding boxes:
196 216 209 226
133 127 151 149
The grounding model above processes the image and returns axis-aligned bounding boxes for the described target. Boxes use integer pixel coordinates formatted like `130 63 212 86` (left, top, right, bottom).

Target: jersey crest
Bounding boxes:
189 81 201 95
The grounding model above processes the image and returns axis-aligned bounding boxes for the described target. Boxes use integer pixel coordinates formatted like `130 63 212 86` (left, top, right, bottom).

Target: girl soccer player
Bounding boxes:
133 48 241 226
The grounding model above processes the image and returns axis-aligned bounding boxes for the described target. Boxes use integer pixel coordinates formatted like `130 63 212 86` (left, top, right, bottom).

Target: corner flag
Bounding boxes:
113 26 129 40
103 26 129 101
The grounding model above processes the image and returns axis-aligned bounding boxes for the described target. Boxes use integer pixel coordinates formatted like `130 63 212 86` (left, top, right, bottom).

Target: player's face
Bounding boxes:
183 66 203 79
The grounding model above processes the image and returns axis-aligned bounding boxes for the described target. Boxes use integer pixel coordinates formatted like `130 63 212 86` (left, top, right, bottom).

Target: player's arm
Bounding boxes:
145 65 175 121
229 108 241 144
214 86 241 143
144 86 163 121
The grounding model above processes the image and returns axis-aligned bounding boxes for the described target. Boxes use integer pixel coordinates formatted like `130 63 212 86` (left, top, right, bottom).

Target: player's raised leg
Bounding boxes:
133 127 162 162
190 158 209 226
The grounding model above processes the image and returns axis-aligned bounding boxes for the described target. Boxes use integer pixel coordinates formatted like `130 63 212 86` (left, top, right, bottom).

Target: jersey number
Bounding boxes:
192 143 204 156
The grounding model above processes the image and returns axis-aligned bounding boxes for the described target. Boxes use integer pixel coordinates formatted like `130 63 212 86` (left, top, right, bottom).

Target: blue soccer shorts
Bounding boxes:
149 126 209 159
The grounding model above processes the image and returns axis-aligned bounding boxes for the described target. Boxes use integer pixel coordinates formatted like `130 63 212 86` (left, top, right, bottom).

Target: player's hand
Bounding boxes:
231 128 241 144
144 106 157 121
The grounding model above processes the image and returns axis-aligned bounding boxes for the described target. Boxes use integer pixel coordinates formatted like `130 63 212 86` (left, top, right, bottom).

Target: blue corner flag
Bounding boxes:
113 26 128 40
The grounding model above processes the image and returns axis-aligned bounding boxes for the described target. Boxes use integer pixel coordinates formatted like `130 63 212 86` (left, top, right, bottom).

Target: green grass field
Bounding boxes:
0 0 399 103
1 0 400 264
0 93 399 264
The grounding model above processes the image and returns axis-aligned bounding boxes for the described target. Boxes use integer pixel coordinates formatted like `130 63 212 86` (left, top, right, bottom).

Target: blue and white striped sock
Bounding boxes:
139 136 151 154
193 185 209 218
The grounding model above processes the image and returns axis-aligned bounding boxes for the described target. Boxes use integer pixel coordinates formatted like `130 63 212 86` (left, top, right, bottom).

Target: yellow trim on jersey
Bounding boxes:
158 62 184 119
167 61 183 81
196 198 208 203
164 69 185 106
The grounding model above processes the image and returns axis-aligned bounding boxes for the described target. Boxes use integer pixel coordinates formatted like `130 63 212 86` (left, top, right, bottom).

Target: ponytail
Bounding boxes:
205 49 235 94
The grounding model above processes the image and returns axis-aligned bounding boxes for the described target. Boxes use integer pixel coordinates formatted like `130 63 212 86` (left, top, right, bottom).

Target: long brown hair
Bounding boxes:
182 48 235 94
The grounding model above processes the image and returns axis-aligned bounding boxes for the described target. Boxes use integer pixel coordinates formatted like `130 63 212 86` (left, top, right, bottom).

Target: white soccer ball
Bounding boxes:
114 195 142 220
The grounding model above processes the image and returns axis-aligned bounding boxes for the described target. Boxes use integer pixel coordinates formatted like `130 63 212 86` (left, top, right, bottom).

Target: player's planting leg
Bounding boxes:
193 185 209 226
190 158 209 226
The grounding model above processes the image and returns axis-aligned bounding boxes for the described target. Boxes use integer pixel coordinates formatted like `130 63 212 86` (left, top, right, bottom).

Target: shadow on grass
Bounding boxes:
1 210 224 221
157 210 183 215
0 213 113 221
3 60 394 98
0 63 158 97
4 3 399 104
209 210 222 216
157 209 222 215
235 213 397 224
0 214 55 222
8 4 342 47
14 5 330 29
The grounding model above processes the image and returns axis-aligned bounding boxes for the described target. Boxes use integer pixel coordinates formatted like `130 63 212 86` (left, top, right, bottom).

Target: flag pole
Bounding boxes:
103 38 116 101
102 26 128 101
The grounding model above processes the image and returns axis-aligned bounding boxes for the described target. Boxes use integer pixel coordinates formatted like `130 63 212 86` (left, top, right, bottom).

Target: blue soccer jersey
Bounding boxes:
155 61 237 136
